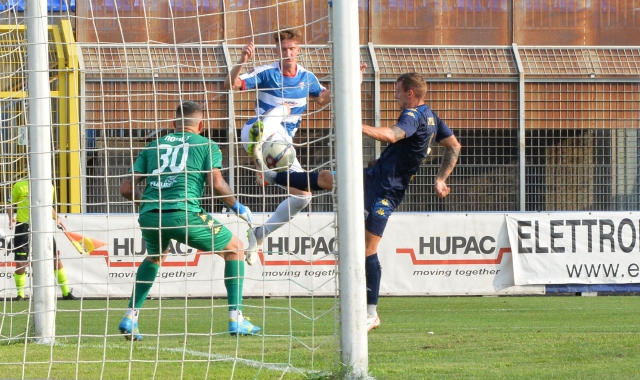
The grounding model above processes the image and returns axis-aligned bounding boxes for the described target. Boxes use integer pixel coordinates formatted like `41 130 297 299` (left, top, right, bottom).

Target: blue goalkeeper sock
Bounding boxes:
365 254 382 306
275 172 322 191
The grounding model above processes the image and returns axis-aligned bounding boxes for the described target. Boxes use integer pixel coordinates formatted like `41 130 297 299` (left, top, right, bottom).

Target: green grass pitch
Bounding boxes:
2 296 640 379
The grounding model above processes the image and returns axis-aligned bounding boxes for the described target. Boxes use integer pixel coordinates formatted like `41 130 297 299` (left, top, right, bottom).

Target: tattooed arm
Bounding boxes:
362 124 406 143
434 135 461 198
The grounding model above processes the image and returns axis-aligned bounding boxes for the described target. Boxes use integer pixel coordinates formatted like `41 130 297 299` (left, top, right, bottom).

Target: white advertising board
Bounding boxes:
0 213 543 298
507 212 640 285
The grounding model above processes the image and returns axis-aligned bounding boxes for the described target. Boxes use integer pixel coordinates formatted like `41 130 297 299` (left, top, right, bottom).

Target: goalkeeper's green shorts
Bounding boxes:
138 210 233 256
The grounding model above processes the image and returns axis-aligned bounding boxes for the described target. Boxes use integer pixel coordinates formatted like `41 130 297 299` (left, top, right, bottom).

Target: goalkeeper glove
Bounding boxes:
231 200 253 225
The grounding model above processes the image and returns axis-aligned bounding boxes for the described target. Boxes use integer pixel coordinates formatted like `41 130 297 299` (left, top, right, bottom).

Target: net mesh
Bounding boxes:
1 1 342 378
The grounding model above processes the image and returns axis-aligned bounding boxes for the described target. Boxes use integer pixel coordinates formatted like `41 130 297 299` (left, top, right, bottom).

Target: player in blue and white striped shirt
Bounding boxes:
224 29 331 246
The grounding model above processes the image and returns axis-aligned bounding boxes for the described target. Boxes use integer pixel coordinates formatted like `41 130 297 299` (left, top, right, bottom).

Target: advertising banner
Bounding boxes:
507 212 640 285
378 213 542 295
1 213 543 298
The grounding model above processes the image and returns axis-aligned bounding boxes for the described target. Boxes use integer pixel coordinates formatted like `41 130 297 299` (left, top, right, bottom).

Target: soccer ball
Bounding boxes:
261 140 296 172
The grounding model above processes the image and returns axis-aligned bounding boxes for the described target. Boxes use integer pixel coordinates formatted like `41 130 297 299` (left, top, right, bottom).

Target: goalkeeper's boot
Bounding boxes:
247 120 265 158
118 315 143 341
245 228 259 266
248 120 273 186
229 317 261 336
366 314 380 332
13 295 27 302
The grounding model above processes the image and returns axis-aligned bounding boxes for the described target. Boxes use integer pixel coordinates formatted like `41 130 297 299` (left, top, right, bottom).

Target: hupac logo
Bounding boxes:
396 235 510 265
91 238 201 267
258 236 337 266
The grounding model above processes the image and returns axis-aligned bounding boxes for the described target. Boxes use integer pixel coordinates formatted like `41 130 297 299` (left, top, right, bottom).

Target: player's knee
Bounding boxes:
290 195 311 213
223 236 242 253
219 236 243 261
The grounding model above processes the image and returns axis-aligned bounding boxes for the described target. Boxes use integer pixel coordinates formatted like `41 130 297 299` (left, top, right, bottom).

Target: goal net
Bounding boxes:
0 1 348 378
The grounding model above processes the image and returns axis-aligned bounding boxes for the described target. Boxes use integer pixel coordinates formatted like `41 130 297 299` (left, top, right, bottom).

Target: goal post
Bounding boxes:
25 0 56 343
331 0 368 375
2 0 369 377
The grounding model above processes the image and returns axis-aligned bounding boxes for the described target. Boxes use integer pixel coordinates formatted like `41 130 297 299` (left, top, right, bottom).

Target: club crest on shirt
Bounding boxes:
428 117 435 125
298 82 305 88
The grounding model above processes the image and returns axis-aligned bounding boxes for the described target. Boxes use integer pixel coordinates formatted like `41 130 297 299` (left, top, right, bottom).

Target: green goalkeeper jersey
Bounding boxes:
133 131 223 214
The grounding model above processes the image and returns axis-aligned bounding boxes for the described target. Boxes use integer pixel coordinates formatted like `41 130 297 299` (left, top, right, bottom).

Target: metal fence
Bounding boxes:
79 44 640 213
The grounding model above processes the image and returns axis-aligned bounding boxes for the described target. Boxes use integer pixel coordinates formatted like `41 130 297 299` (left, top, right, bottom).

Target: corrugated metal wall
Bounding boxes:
80 43 640 213
3 1 637 213
75 1 640 46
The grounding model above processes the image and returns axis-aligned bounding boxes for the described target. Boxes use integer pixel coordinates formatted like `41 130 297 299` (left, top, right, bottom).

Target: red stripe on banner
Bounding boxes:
259 250 336 266
396 247 510 265
90 250 206 267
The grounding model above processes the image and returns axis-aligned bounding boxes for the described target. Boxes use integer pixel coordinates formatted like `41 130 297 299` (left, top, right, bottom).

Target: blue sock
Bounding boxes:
365 254 382 306
275 172 322 191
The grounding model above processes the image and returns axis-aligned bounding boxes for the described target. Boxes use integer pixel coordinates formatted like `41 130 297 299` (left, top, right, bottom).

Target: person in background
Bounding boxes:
8 177 77 301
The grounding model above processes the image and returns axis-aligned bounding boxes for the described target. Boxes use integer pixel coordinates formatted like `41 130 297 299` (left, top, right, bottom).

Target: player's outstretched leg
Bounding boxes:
252 194 311 247
269 170 333 192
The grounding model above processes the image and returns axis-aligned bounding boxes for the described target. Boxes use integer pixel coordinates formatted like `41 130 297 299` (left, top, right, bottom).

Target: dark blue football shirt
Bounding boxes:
366 104 454 200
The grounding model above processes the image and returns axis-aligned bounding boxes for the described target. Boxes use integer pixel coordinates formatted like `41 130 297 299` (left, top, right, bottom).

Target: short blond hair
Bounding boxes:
273 29 302 45
396 73 427 100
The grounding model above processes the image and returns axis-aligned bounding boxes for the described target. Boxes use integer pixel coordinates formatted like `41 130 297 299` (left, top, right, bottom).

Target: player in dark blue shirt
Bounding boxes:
266 73 461 332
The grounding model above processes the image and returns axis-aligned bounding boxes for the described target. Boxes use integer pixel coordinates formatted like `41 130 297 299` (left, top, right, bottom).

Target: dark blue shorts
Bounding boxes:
13 223 58 261
364 181 399 237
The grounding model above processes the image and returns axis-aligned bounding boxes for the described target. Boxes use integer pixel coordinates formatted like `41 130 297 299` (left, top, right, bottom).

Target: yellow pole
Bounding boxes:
60 20 81 213
52 25 68 212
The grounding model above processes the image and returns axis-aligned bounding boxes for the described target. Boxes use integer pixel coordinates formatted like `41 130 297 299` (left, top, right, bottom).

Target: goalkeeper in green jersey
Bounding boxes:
118 101 260 341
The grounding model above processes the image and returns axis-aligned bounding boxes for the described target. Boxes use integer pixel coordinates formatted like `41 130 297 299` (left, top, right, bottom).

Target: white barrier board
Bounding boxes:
1 213 543 297
507 212 640 285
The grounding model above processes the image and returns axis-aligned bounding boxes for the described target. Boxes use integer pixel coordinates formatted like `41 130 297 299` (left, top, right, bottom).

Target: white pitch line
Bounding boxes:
54 341 325 376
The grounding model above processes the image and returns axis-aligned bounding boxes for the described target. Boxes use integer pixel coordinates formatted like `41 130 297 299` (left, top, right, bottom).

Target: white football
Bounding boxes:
261 140 296 172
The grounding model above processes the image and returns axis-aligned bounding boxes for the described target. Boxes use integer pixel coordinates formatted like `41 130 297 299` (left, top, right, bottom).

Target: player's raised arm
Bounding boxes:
434 135 461 198
362 124 406 144
223 42 254 91
311 89 332 106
